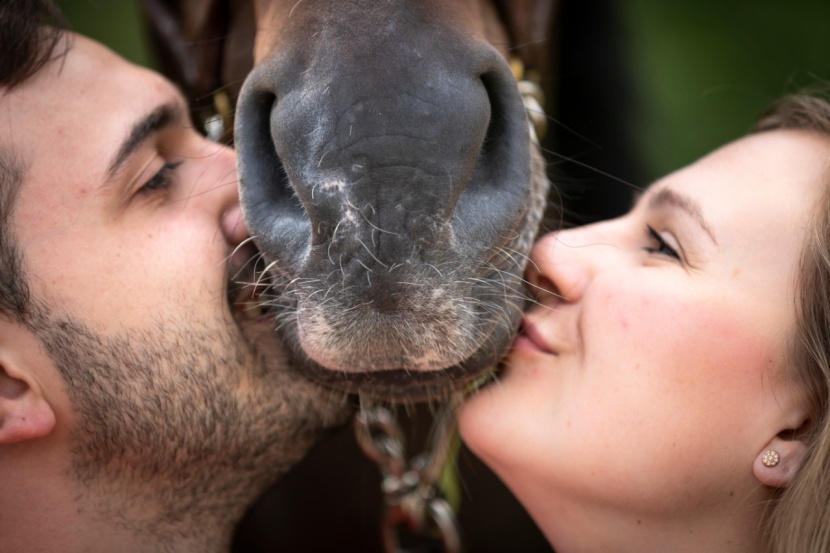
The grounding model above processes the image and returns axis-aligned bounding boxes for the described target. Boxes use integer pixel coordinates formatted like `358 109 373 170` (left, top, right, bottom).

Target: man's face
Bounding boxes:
0 34 345 531
8 35 237 337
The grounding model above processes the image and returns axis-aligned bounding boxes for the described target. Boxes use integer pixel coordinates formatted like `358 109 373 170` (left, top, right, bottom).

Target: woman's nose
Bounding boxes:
528 231 587 305
528 223 619 305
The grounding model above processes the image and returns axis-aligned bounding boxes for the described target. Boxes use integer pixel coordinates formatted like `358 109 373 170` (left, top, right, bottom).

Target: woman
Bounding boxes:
459 94 830 553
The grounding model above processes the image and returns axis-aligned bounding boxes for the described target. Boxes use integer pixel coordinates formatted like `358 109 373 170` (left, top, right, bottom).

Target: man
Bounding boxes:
0 2 348 551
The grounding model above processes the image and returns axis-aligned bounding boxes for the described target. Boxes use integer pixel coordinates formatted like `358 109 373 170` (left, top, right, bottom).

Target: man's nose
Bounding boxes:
222 203 249 246
194 141 243 245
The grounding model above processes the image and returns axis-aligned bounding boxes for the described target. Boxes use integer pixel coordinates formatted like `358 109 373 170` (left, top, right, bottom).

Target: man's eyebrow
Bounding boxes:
106 102 181 179
649 187 718 245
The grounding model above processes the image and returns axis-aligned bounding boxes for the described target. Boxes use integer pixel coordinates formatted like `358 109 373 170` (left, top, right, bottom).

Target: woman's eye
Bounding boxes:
644 225 681 260
139 160 182 195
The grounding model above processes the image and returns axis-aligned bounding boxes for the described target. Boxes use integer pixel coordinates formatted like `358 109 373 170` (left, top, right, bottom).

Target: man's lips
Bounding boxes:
513 319 558 355
228 243 274 322
231 283 271 321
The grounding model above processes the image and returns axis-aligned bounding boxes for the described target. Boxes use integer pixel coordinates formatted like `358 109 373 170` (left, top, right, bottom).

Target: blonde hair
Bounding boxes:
754 94 830 553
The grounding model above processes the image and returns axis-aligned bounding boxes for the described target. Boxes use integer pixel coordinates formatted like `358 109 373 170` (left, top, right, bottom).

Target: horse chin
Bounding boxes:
282 319 517 403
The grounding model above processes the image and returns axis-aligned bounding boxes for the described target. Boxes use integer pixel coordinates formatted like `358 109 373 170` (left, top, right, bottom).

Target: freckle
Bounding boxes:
731 267 741 278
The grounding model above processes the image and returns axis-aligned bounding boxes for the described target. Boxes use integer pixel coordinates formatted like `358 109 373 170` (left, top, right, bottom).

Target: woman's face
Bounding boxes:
459 129 828 546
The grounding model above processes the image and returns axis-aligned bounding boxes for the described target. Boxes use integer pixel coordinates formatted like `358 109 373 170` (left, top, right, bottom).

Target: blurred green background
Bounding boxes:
57 0 153 67
57 0 830 185
624 0 830 180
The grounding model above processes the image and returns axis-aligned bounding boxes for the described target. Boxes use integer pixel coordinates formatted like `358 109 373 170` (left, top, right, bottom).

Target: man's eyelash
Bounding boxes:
644 225 680 260
140 161 182 194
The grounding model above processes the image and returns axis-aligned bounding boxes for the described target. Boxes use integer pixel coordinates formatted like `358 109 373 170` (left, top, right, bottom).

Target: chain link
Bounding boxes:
355 394 465 553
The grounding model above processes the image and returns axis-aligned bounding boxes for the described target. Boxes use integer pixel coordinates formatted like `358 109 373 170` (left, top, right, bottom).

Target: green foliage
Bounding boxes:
56 0 154 68
625 0 830 180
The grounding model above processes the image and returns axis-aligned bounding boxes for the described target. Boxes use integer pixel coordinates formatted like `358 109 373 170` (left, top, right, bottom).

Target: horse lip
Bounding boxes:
282 312 519 401
298 356 498 402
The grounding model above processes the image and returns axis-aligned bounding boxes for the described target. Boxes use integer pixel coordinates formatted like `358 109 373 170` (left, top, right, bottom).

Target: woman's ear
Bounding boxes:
753 428 809 489
0 349 56 444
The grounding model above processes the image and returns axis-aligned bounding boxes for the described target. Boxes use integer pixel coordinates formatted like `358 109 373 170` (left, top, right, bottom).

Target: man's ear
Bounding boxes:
0 352 56 444
753 426 809 489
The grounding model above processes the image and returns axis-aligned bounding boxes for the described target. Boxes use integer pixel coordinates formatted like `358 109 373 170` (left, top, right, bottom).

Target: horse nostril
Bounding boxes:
249 93 298 208
478 72 506 162
236 87 311 270
451 60 532 254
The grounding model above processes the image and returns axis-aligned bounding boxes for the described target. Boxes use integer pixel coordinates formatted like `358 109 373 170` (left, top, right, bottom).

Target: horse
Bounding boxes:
139 1 644 550
141 0 555 402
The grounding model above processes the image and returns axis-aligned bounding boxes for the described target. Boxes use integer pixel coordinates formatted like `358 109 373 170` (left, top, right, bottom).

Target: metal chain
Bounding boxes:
355 393 465 553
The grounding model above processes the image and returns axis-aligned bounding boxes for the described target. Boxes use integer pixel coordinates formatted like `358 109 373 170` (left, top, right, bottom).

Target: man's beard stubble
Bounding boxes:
29 302 348 542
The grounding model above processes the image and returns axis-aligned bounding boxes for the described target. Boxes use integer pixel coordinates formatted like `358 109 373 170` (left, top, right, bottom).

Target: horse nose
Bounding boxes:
234 47 530 277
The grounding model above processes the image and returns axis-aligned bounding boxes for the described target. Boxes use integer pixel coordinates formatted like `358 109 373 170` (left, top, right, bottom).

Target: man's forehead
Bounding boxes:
3 33 177 120
0 35 183 181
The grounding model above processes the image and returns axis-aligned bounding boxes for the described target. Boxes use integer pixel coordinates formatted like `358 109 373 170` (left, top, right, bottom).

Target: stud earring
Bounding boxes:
761 450 780 467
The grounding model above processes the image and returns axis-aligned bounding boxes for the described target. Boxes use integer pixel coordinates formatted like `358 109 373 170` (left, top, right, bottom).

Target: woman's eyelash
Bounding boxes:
140 161 182 194
644 225 680 260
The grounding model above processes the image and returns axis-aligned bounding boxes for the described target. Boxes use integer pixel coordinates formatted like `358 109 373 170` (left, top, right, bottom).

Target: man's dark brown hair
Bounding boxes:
0 0 67 88
0 0 67 321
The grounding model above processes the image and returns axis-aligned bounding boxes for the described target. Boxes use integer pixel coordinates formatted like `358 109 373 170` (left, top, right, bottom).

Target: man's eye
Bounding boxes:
644 225 680 260
139 161 182 195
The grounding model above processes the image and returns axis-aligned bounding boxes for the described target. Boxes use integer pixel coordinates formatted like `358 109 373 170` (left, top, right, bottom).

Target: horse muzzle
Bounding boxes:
234 0 546 400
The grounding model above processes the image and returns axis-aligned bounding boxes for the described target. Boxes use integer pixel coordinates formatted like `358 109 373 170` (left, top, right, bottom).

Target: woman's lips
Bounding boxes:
513 320 557 355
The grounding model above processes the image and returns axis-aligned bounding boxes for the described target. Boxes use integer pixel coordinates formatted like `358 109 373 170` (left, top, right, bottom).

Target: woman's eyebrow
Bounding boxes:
106 101 182 180
649 187 718 245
